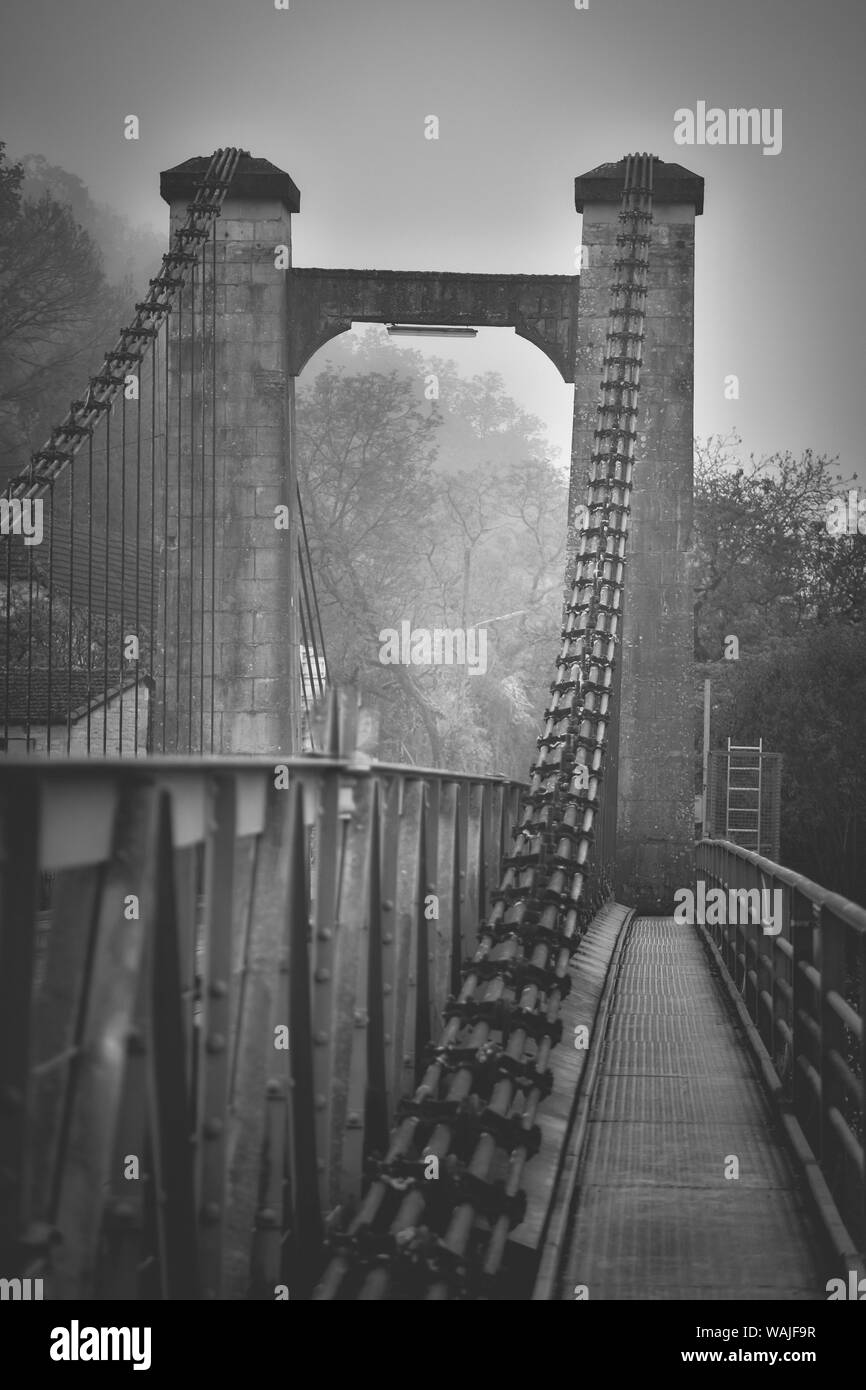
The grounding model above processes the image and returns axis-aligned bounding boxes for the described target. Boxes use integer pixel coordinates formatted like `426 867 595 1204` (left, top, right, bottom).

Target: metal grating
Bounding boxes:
558 918 824 1301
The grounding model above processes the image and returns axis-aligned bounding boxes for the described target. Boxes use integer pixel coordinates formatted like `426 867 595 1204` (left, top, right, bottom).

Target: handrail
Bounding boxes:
0 751 527 785
0 758 525 1298
696 838 865 1258
700 837 866 935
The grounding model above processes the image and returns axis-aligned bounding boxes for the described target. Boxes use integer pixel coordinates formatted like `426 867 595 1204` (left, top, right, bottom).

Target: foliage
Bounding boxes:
296 333 567 777
0 145 132 489
694 433 866 901
714 625 866 903
693 433 864 660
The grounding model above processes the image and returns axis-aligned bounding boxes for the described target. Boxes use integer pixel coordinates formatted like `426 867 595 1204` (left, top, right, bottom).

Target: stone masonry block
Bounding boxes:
255 548 284 579
218 578 283 613
252 677 288 709
250 284 287 317
223 712 283 754
220 220 256 242
254 486 282 516
251 259 284 285
225 284 257 315
254 426 284 453
220 262 252 286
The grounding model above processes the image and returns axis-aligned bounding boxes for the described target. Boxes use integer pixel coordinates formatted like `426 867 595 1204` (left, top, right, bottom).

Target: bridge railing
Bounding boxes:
0 756 523 1299
697 839 865 1253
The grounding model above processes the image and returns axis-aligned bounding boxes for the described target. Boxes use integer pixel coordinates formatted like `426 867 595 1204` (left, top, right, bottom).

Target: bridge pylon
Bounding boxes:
571 157 703 912
158 154 303 756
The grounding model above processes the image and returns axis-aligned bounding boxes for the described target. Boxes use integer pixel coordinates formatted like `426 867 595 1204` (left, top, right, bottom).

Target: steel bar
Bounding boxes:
47 482 55 755
102 410 110 753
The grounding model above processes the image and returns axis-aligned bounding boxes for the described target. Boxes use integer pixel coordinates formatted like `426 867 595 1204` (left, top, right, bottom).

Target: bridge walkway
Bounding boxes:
558 917 827 1300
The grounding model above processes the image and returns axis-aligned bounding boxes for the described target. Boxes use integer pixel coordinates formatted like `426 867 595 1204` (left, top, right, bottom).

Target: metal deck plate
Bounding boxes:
559 917 825 1300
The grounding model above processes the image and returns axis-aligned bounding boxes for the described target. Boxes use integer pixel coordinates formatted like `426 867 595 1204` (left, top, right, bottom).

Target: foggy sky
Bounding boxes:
2 0 864 475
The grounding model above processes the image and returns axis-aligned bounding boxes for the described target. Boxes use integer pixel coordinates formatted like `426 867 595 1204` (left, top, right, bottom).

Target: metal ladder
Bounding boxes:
725 737 762 851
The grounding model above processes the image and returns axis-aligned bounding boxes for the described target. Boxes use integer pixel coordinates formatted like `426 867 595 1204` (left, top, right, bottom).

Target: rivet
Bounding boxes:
347 1112 362 1128
403 1054 413 1065
317 928 332 942
201 1201 221 1225
383 983 392 995
314 1031 328 1046
209 980 228 998
315 968 331 982
314 1094 327 1110
266 1078 284 1098
353 1010 367 1028
382 933 394 945
383 900 394 912
257 1207 278 1229
408 975 416 986
206 1033 226 1054
203 1117 224 1139
384 1033 391 1044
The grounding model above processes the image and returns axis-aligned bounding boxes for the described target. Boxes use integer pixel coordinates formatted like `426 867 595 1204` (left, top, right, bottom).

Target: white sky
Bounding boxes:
2 0 864 474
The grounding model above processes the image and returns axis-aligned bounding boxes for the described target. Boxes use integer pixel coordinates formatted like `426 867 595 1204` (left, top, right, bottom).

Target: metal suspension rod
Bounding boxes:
175 256 183 752
210 221 217 753
199 236 207 754
187 248 195 753
297 483 328 694
134 337 142 753
102 409 110 753
297 539 324 702
119 381 127 751
46 481 55 756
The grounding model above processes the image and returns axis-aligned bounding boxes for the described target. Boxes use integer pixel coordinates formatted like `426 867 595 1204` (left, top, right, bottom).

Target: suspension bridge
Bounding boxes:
0 150 863 1302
